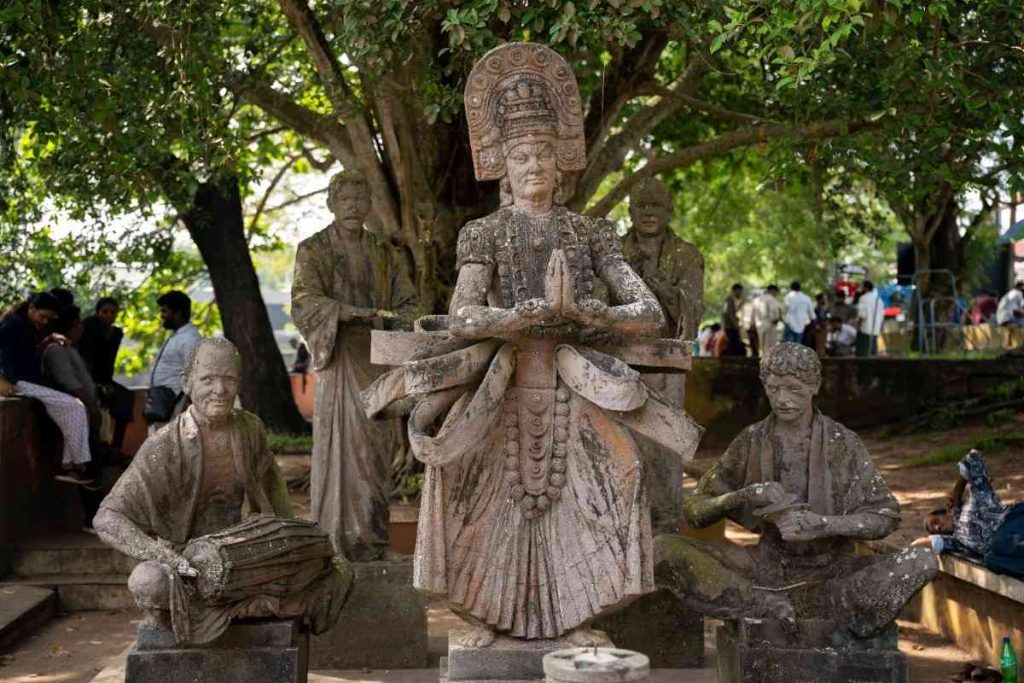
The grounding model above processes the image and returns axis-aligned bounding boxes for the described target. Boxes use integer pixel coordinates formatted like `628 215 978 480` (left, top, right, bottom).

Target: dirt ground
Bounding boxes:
0 610 138 683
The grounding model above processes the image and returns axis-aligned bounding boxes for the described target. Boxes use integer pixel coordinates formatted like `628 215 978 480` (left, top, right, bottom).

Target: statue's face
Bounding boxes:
187 346 240 421
629 197 671 238
505 138 557 204
763 373 818 426
327 183 371 233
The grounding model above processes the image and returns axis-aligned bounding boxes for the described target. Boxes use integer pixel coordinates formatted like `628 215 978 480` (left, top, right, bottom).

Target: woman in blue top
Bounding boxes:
0 292 93 485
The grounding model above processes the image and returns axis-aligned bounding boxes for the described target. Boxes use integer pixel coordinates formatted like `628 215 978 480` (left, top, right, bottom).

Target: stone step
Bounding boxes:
11 544 137 577
0 584 57 651
4 574 133 612
10 530 135 577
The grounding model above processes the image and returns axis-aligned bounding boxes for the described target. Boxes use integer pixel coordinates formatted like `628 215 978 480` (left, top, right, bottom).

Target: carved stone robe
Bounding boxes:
364 206 701 639
622 230 704 340
622 230 704 529
292 226 417 559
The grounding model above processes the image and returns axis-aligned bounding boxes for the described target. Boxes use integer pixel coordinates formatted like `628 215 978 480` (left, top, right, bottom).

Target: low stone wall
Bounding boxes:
902 555 1024 667
0 398 78 573
685 356 1024 449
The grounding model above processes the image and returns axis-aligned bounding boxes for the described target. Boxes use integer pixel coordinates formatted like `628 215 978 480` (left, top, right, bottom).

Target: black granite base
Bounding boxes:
126 620 307 683
310 560 427 669
595 588 704 668
716 619 908 683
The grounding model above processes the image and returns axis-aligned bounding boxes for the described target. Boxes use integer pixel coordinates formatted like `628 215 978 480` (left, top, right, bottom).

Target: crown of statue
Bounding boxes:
497 79 559 140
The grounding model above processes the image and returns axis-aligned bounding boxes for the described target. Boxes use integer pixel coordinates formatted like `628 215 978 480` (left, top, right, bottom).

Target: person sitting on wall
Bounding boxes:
78 297 135 456
914 449 1019 558
0 292 94 485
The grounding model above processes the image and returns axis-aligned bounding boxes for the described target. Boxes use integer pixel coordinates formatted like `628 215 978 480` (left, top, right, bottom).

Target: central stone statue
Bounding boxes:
363 42 702 651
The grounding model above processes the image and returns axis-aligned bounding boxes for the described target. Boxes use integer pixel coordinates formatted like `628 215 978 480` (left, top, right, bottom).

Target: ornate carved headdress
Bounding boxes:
464 42 586 181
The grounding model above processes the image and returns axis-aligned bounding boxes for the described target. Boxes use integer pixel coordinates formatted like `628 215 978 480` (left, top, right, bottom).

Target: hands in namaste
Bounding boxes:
531 249 609 329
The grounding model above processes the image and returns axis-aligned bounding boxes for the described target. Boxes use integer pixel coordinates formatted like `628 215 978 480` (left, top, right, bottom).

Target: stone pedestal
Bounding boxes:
715 618 908 683
595 588 703 667
446 631 593 682
310 560 427 669
126 619 307 683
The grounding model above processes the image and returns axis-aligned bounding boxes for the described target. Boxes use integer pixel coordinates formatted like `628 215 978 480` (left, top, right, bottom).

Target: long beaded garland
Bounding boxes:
503 385 571 519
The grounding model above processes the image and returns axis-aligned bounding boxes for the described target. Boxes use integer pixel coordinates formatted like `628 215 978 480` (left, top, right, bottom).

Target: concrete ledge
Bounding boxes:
903 554 1024 667
937 554 1024 604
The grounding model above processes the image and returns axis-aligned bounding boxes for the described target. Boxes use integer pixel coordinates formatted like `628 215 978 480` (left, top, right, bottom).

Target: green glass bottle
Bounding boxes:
1003 636 1019 683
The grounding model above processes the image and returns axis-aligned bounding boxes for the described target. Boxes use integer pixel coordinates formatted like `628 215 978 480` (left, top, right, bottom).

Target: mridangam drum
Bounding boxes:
183 515 335 603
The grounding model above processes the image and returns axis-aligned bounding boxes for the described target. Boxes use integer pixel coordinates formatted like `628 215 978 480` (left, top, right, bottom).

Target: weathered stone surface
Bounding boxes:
94 339 349 646
447 630 588 682
310 560 427 670
655 344 935 678
543 647 649 683
716 621 908 683
126 619 308 683
292 169 419 562
624 177 704 341
362 41 702 652
595 589 703 668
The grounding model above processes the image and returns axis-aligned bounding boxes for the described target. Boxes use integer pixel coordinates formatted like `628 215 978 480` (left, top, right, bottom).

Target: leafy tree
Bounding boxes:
5 0 1022 373
2 2 311 431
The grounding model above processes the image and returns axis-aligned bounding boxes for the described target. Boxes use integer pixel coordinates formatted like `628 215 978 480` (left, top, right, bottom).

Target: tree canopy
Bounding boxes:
2 0 1023 386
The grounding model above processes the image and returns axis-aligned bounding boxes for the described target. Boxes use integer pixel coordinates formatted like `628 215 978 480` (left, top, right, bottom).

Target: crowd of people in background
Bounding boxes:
0 288 203 530
696 279 888 359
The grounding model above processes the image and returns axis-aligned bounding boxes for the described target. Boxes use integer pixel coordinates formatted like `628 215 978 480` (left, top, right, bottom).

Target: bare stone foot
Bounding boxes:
458 625 496 648
565 626 611 647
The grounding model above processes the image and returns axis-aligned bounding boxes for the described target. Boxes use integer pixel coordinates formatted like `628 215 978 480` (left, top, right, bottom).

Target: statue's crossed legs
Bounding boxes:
653 535 937 639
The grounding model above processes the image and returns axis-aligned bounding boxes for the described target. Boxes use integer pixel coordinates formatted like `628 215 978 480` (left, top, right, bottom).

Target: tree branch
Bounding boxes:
247 153 301 241
276 0 402 237
633 87 775 126
264 186 329 214
571 51 711 210
582 31 668 159
584 116 882 217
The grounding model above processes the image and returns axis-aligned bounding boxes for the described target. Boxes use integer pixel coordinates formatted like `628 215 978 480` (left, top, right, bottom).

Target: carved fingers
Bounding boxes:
774 510 828 542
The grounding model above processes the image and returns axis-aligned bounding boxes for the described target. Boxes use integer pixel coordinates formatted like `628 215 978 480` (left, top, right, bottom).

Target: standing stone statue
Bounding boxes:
94 338 349 646
291 170 418 560
654 343 937 680
362 42 702 653
624 178 704 342
623 178 704 531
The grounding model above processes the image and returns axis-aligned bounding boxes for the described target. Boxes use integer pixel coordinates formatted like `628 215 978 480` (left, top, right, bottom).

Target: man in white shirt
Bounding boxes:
855 280 886 357
782 281 815 345
751 284 785 355
995 282 1024 326
148 291 203 432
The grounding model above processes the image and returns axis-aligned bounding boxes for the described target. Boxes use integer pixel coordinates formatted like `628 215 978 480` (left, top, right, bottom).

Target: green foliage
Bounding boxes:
908 429 1024 468
267 431 314 454
665 150 901 316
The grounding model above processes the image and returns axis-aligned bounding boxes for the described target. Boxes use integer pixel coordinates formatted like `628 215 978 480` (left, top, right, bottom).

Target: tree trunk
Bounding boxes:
181 175 308 433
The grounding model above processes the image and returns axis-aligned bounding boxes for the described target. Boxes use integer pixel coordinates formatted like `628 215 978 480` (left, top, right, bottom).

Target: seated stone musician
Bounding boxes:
655 342 937 641
94 338 349 644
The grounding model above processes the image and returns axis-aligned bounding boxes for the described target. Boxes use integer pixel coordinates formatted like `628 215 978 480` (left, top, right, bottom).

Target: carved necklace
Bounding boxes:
502 385 571 519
